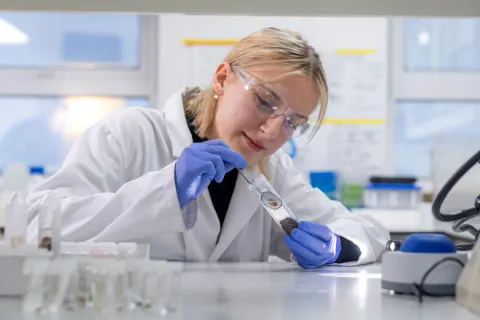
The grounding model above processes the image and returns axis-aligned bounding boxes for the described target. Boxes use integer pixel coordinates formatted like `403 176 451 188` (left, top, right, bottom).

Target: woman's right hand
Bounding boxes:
174 139 247 208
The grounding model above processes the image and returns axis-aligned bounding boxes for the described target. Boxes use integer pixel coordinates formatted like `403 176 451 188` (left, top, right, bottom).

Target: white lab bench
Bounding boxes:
0 262 478 319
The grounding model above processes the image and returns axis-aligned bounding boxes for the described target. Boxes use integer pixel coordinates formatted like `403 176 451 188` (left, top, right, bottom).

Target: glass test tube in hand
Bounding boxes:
240 169 299 235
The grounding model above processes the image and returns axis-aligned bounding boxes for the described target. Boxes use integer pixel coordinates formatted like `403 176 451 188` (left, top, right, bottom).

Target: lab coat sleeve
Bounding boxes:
25 112 187 244
269 150 390 266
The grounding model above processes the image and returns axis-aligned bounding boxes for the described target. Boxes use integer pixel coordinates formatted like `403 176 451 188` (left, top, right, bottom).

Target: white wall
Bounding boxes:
158 14 387 107
157 14 389 180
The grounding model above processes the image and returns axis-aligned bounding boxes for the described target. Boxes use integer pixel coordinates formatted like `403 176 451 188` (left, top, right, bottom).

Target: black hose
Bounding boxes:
431 149 480 244
432 150 480 222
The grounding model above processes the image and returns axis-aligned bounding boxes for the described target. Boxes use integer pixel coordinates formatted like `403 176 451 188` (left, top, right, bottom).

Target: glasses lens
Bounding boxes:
284 114 310 137
251 85 282 113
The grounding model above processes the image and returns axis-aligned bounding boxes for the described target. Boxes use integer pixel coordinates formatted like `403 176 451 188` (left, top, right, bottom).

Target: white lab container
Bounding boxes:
26 166 45 193
364 183 421 209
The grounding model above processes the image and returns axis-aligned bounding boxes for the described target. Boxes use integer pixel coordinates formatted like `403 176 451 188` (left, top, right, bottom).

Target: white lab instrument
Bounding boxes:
4 193 28 248
25 88 389 265
430 149 480 315
382 250 468 295
381 149 480 314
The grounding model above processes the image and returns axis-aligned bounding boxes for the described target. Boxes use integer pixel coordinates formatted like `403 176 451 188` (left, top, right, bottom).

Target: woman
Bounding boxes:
26 28 389 268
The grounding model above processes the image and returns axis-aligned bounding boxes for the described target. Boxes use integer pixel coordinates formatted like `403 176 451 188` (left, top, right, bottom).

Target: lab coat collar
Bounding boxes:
164 88 193 159
164 88 261 261
209 171 261 261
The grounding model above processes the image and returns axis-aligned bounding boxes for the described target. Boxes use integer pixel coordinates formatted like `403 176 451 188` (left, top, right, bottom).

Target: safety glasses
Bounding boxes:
232 67 311 138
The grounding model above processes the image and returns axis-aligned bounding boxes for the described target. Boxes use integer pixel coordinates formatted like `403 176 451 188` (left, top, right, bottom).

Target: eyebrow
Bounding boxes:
290 112 309 121
241 68 310 118
258 83 310 119
258 83 282 104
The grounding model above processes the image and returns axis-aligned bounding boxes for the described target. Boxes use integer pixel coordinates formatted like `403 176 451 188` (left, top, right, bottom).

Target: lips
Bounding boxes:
242 133 265 152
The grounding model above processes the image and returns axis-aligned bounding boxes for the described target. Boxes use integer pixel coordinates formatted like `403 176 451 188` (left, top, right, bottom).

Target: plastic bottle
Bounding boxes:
340 169 367 209
4 193 28 248
27 166 45 193
1 163 30 229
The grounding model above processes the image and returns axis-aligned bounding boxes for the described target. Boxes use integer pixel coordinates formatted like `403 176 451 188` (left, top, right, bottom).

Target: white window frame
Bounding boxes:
0 14 158 99
391 18 480 101
390 17 480 190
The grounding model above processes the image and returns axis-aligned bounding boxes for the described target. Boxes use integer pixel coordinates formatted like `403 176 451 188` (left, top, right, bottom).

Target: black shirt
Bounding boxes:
185 112 237 228
185 112 361 263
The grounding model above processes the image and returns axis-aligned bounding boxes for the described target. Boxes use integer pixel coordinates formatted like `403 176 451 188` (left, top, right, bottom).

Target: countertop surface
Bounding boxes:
0 262 478 319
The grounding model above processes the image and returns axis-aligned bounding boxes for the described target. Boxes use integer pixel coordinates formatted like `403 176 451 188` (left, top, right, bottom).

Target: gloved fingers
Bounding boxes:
193 155 217 182
204 145 247 170
195 151 226 183
194 176 213 197
298 221 333 243
284 235 321 263
290 228 328 254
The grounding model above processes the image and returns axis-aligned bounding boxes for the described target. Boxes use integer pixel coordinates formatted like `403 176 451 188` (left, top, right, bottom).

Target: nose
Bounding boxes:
259 116 284 140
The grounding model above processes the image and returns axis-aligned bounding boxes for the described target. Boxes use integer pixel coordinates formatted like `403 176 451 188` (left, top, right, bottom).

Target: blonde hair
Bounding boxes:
184 27 329 176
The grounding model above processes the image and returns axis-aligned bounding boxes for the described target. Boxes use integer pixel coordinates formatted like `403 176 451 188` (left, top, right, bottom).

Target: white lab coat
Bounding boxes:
26 88 389 265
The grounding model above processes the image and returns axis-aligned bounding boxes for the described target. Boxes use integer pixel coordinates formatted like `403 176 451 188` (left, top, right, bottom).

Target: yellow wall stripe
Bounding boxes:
320 118 385 125
335 48 376 55
182 38 239 45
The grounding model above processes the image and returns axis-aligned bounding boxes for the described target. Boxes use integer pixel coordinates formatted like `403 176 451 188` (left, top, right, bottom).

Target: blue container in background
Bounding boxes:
309 171 338 200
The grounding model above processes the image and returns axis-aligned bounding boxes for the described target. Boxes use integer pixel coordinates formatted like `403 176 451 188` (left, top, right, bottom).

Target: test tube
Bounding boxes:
4 193 28 248
125 259 151 310
38 194 62 256
88 259 117 313
76 256 93 307
139 265 168 315
242 170 299 235
162 262 184 313
44 258 77 313
23 258 50 313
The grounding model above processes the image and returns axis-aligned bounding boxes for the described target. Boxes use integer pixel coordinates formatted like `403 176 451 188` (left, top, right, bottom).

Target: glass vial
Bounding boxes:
4 192 28 248
38 194 61 256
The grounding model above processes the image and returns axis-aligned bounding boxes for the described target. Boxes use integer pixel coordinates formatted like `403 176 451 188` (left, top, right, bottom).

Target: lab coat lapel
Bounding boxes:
164 88 192 159
163 88 199 262
209 175 261 261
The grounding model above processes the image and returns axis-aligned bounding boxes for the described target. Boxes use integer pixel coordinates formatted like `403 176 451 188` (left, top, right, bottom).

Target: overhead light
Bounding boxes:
0 18 29 45
417 31 430 45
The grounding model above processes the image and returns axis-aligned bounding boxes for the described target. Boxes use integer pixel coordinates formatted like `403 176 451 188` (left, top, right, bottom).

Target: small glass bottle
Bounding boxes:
4 192 28 248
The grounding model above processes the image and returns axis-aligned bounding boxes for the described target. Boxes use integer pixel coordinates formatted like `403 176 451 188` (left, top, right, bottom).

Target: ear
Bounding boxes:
212 62 232 97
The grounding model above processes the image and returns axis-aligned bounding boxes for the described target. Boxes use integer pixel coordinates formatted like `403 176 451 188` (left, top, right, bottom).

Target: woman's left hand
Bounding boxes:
284 221 342 269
